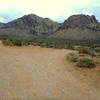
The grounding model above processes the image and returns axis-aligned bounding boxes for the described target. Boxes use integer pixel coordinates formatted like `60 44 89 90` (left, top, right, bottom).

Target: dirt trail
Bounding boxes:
0 43 100 100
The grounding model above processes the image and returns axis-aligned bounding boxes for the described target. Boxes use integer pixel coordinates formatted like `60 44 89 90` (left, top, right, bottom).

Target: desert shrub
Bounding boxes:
1 37 100 49
13 40 23 46
2 39 28 46
73 46 81 50
79 46 97 57
67 52 78 62
79 46 90 54
2 39 14 46
77 58 96 68
88 50 97 57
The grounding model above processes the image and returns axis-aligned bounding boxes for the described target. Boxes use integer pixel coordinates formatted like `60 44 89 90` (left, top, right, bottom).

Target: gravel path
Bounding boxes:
0 44 100 100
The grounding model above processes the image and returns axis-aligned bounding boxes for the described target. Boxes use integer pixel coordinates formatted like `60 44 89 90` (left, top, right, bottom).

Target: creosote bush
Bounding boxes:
77 58 96 68
67 52 78 62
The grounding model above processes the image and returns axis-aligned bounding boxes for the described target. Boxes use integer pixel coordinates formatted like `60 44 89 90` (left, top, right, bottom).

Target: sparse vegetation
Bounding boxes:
1 37 100 49
2 39 14 46
78 46 97 57
1 38 100 69
2 39 29 46
66 48 99 68
79 46 90 54
77 58 96 68
67 52 78 62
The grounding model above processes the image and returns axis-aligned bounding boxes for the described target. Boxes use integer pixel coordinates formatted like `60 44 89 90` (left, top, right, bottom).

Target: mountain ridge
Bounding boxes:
2 14 59 34
0 14 100 41
51 14 100 40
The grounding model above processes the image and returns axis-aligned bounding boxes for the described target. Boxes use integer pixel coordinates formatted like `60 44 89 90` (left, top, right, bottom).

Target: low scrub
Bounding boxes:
79 46 97 57
79 46 90 54
1 38 100 50
67 52 78 62
2 39 29 46
73 46 81 50
77 58 96 68
2 39 14 46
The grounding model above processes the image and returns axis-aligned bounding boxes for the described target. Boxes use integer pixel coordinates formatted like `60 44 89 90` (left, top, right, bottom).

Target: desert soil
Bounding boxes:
0 42 100 100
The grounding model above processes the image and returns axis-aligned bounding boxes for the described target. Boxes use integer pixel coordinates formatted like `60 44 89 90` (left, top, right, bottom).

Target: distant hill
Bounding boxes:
61 15 98 29
0 14 60 39
3 14 59 35
0 22 5 28
0 14 100 42
51 14 100 40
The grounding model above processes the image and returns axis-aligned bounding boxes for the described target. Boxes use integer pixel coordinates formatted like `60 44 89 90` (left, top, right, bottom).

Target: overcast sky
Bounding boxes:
0 0 100 23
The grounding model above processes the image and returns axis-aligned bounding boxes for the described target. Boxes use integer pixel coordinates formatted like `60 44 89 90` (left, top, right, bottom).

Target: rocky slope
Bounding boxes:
0 14 100 41
0 22 5 28
3 14 59 35
51 14 100 40
61 15 98 29
0 14 60 39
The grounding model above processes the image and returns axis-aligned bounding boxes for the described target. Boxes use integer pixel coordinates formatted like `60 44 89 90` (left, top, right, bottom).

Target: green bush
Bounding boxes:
67 52 78 62
77 58 96 68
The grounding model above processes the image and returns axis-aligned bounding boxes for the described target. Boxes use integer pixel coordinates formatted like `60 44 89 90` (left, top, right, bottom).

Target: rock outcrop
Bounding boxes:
61 14 98 29
51 14 100 40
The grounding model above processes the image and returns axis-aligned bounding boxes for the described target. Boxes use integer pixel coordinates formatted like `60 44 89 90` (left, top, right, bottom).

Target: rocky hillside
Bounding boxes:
0 22 5 28
0 14 59 39
61 15 98 29
0 14 100 41
3 14 59 35
51 14 100 40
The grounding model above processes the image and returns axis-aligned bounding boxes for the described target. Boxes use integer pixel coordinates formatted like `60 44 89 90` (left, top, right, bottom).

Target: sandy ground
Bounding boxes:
0 43 100 100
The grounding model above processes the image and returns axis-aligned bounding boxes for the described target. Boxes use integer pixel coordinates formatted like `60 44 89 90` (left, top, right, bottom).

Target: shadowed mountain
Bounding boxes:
0 14 59 39
51 14 100 40
0 14 100 41
3 14 59 35
61 15 98 29
0 22 5 28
